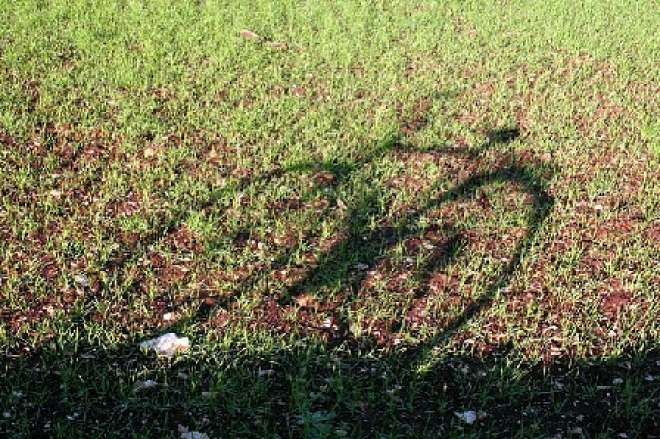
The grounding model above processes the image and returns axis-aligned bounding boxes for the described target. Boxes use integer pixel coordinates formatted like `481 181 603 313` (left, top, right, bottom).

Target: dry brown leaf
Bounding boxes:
265 41 288 50
239 29 262 41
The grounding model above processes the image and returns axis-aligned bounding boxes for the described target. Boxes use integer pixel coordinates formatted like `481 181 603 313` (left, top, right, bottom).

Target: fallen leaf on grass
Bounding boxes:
239 29 287 49
264 40 288 50
239 29 262 40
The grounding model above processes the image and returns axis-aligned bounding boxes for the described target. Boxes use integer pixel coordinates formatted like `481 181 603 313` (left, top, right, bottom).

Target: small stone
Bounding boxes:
74 275 89 287
143 147 157 158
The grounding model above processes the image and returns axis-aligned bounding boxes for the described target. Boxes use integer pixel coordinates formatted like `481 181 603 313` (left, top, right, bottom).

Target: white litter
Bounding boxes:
140 333 190 356
74 275 89 287
134 380 158 391
180 432 209 439
455 410 477 424
178 425 209 439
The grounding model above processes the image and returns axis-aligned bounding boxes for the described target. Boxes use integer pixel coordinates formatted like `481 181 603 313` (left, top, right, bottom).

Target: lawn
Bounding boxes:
1 0 660 437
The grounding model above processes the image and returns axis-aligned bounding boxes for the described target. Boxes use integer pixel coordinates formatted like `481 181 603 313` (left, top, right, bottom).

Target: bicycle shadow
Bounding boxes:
3 122 660 437
5 112 660 437
264 126 554 353
219 127 659 437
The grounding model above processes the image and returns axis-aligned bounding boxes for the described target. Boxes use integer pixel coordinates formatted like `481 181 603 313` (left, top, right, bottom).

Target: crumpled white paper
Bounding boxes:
140 333 190 356
134 380 158 391
454 410 477 424
179 425 210 439
180 432 209 439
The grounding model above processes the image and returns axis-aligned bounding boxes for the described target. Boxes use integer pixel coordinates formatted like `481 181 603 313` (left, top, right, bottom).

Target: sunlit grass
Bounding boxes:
1 0 660 437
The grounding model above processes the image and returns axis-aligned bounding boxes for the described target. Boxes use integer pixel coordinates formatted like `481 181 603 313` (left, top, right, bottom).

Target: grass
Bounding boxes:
1 0 660 437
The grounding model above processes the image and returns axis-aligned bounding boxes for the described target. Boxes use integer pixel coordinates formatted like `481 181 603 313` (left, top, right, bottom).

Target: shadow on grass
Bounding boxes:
275 126 552 345
2 125 660 438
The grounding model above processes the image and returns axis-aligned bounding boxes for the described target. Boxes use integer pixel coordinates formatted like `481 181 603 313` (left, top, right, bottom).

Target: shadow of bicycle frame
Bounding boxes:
260 126 554 354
